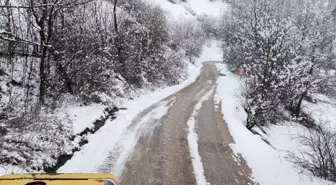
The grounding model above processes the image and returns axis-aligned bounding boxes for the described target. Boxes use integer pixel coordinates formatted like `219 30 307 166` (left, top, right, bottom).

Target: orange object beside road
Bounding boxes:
236 66 246 76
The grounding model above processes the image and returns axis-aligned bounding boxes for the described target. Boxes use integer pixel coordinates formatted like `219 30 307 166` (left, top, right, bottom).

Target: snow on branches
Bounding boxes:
221 0 336 129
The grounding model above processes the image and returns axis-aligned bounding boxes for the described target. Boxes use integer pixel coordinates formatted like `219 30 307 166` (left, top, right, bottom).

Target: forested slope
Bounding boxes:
0 0 214 172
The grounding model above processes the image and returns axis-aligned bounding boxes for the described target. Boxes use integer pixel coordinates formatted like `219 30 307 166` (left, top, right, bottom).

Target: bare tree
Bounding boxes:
288 124 336 182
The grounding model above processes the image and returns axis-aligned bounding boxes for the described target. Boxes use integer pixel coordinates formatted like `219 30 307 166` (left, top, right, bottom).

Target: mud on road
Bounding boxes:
101 62 255 185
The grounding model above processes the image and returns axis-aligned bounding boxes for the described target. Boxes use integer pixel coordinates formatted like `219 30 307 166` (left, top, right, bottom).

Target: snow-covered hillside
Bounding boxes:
152 0 228 19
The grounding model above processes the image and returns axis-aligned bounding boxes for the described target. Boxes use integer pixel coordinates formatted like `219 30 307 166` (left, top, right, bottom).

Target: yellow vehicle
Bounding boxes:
0 173 118 185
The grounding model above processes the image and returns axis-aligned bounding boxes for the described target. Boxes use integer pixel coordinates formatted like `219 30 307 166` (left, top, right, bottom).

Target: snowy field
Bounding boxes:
214 63 333 185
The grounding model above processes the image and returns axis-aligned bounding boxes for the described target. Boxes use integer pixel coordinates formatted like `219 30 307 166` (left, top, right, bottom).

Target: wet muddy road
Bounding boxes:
101 62 255 185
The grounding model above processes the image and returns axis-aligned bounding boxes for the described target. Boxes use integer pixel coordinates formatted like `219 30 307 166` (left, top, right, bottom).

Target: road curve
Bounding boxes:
102 62 255 185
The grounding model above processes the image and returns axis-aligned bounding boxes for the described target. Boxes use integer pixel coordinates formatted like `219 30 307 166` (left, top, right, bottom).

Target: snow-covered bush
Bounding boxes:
222 0 336 129
0 113 74 171
223 0 294 128
222 1 336 181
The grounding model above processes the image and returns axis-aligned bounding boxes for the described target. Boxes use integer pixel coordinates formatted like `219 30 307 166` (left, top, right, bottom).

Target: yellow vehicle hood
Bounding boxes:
0 173 118 185
0 179 106 185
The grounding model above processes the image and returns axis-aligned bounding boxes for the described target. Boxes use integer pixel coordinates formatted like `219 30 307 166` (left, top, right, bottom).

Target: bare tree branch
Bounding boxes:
0 0 94 9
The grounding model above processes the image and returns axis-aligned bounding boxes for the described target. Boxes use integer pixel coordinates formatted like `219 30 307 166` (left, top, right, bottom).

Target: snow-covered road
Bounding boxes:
56 41 255 185
104 62 253 185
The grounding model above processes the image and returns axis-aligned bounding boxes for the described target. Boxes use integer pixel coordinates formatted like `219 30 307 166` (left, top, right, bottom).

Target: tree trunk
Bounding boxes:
294 90 307 116
39 46 47 105
57 64 74 94
113 0 118 34
113 0 125 75
5 0 13 68
294 64 314 116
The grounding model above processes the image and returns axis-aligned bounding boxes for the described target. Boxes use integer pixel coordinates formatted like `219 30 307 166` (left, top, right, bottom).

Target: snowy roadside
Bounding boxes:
57 0 228 144
0 38 221 176
106 99 175 177
0 60 199 177
302 94 336 131
56 62 201 173
214 63 332 185
57 41 222 174
0 0 229 177
59 104 108 134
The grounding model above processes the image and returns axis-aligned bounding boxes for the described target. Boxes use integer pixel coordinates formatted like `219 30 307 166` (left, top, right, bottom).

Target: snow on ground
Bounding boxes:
214 63 332 185
57 60 202 174
110 99 174 177
58 104 107 134
0 0 228 177
186 0 228 16
150 0 194 20
1 39 214 176
302 94 336 132
195 40 223 65
57 40 222 175
0 39 222 177
187 86 215 185
151 0 228 20
0 58 202 176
